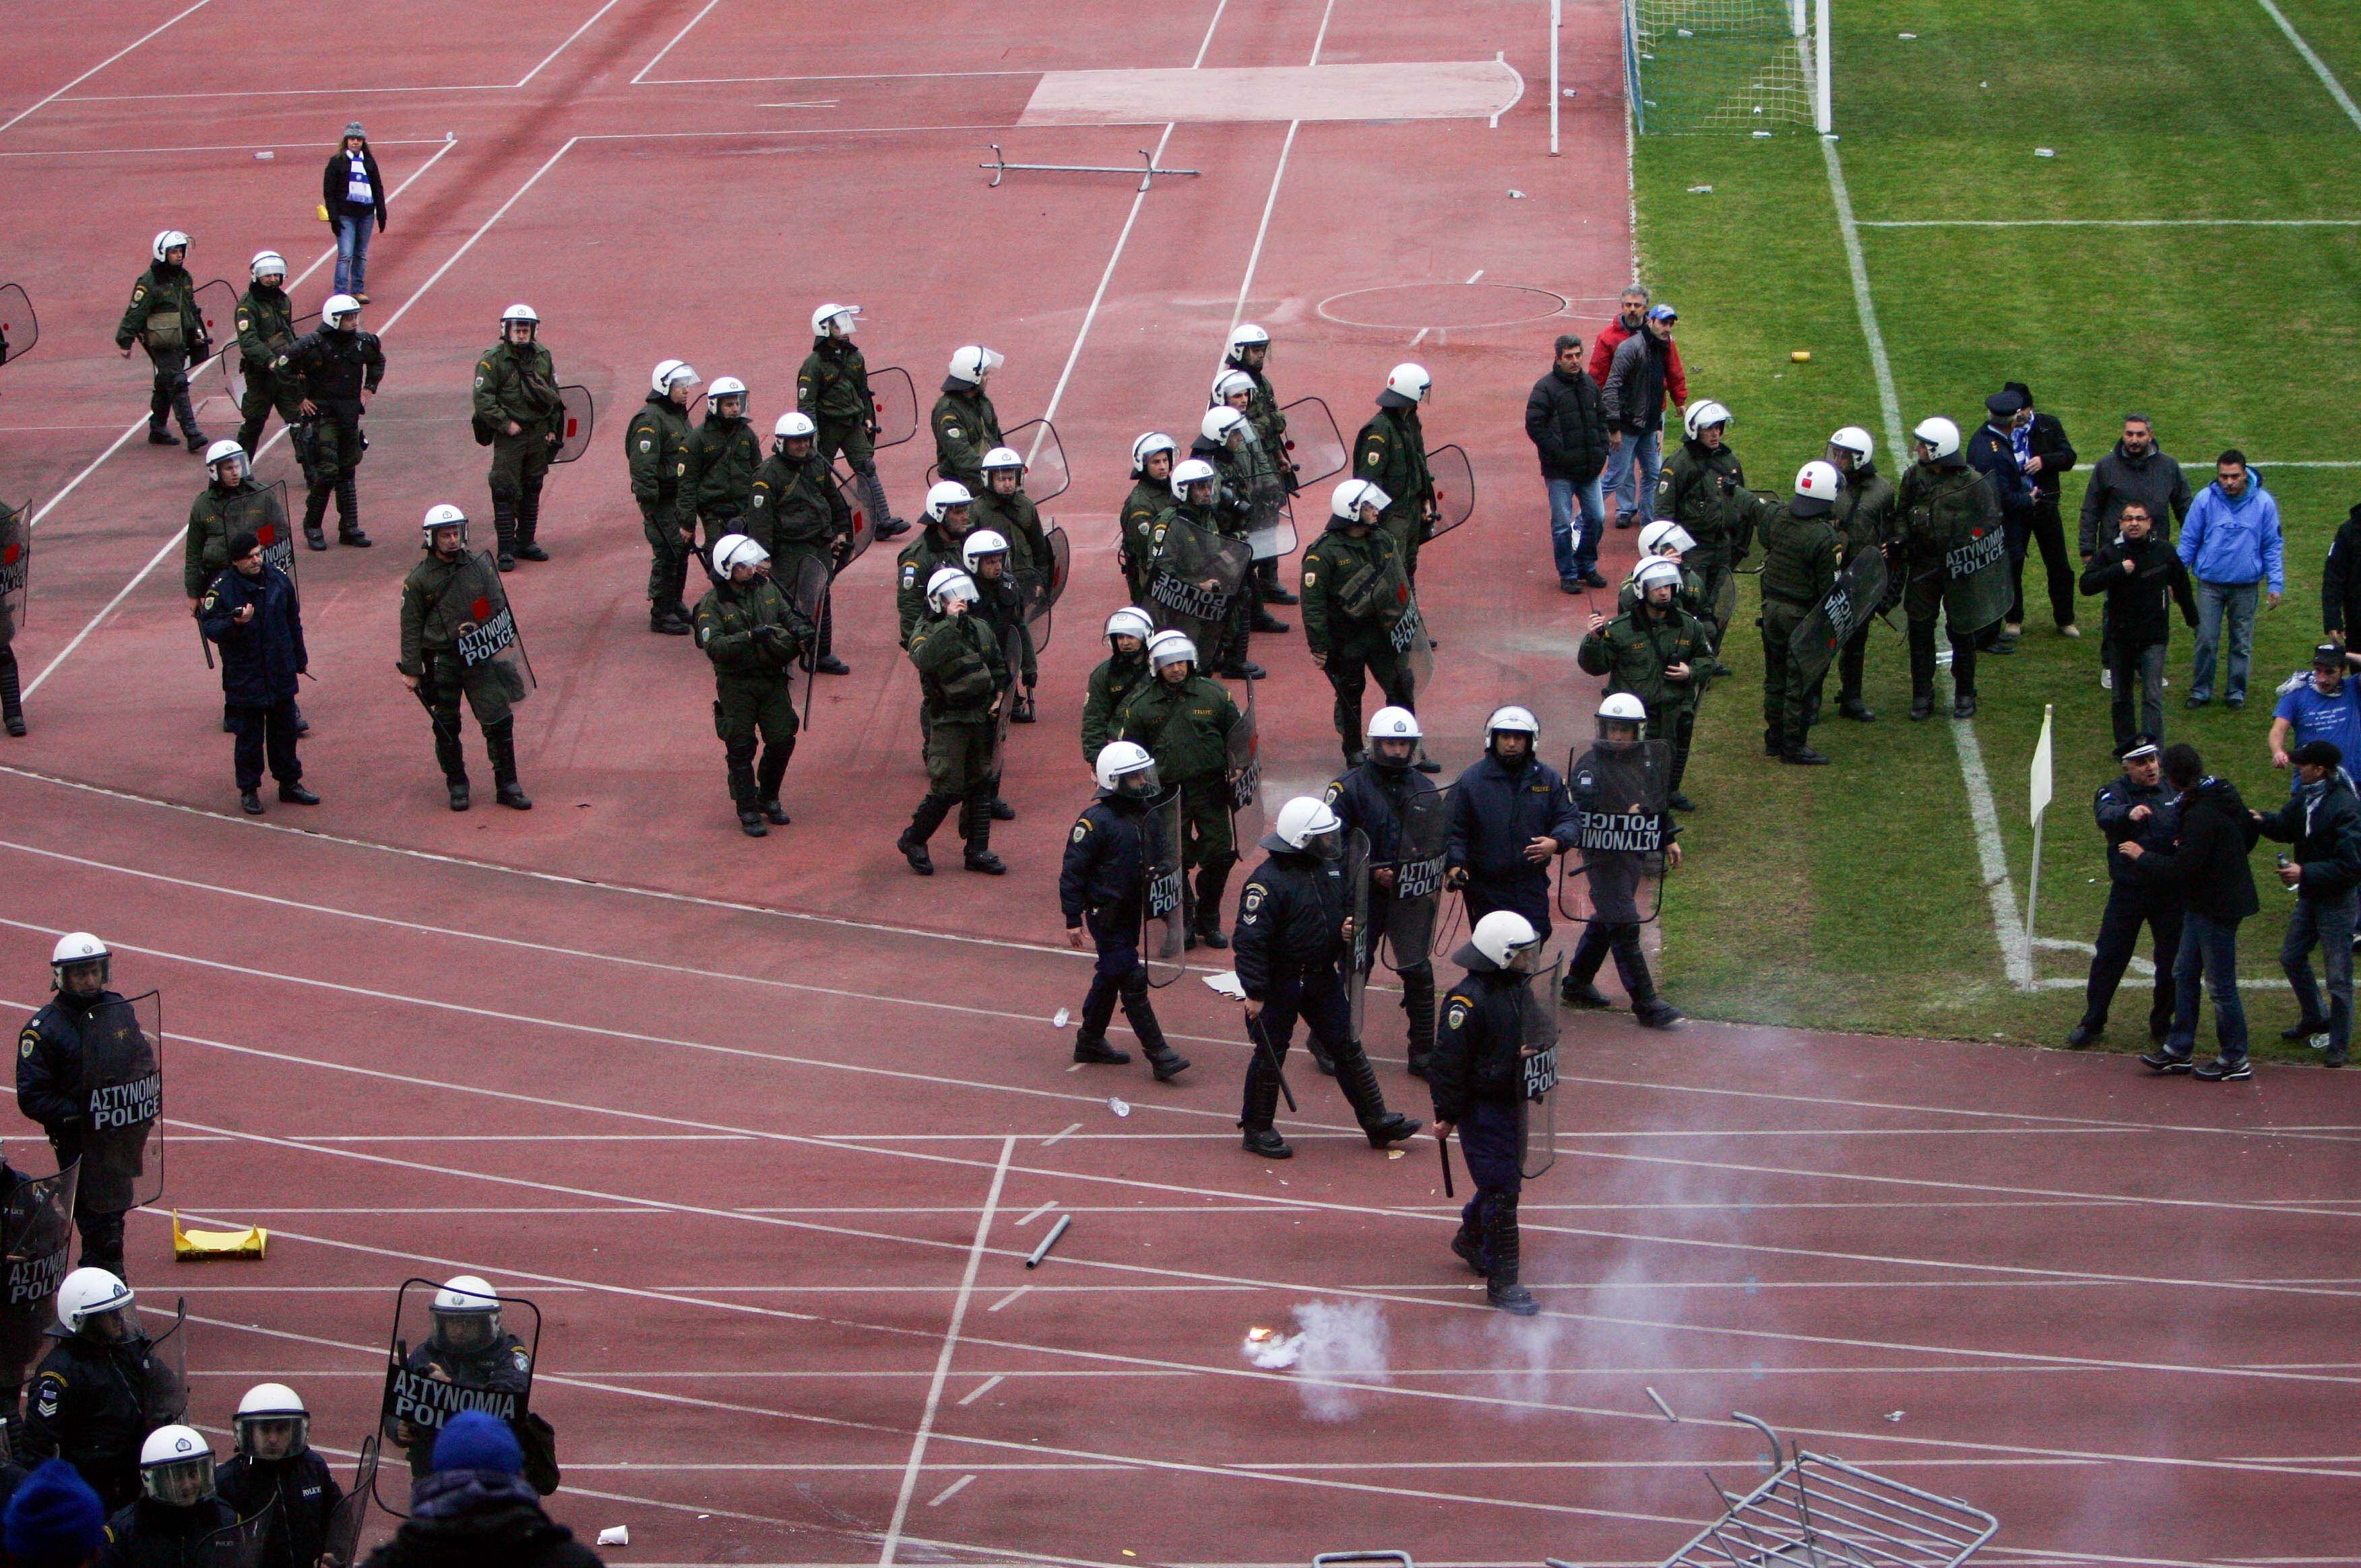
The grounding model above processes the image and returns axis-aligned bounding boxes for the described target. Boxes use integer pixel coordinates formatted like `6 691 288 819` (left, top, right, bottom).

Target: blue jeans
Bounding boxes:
1546 474 1606 582
2281 889 2356 1048
2189 577 2260 704
335 210 375 295
1601 428 1662 526
2168 910 2248 1059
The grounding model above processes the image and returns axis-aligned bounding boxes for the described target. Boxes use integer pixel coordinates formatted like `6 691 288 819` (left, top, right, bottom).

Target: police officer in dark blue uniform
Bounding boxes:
1428 910 1552 1316
16 936 139 1276
20 1269 183 1512
1061 743 1189 1081
1444 705 1581 951
198 531 317 817
1234 797 1422 1159
216 1382 344 1568
2069 734 2183 1046
1324 706 1443 1077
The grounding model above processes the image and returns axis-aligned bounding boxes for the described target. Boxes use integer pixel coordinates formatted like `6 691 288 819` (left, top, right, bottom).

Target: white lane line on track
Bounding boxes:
881 1137 1012 1566
957 1375 1005 1405
985 1286 1030 1313
925 1474 976 1507
1222 0 1335 342
513 0 625 87
0 0 218 134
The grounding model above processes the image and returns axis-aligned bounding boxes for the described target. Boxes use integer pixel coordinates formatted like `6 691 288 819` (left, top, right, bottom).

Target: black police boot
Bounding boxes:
989 796 1016 821
1263 586 1298 606
651 606 691 635
757 745 792 823
1633 994 1685 1028
1334 1040 1420 1146
1953 691 1978 719
1193 861 1232 949
1251 608 1291 634
148 423 178 445
0 649 24 737
1666 790 1697 812
1839 693 1877 722
1011 690 1036 724
1909 693 1934 721
491 497 518 571
730 747 765 834
899 792 955 875
1414 744 1443 775
738 809 768 837
335 474 371 546
1763 726 1784 758
277 782 320 805
433 722 470 809
241 789 264 815
486 720 532 809
1120 978 1189 1080
302 485 332 551
1073 978 1130 1063
1780 743 1832 766
1451 1214 1489 1275
1241 1127 1293 1158
1484 1195 1539 1315
962 794 1007 875
1402 968 1436 1080
513 493 549 561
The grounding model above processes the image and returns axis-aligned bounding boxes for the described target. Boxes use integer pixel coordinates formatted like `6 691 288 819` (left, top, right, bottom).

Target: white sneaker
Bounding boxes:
2100 668 2113 690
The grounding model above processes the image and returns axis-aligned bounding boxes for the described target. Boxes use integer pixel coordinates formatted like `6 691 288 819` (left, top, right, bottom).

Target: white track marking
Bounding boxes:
2253 0 2361 133
637 68 1042 86
1223 0 1335 340
631 0 724 84
513 0 626 86
0 137 451 158
1015 1201 1059 1225
958 1375 1005 1405
881 1138 1012 1565
0 0 218 134
926 1474 977 1507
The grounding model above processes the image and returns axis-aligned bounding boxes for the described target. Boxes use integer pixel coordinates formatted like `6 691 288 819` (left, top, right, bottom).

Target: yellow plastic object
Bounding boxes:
317 203 332 224
172 1212 267 1260
1790 350 1813 363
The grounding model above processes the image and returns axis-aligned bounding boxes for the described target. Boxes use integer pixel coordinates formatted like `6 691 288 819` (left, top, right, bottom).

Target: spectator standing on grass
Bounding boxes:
322 123 386 303
2079 414 2192 693
2179 451 2283 710
2079 501 2196 749
1587 286 1686 529
2319 503 2361 644
2069 735 2182 1049
2120 742 2259 1080
1964 389 2036 654
2269 644 2361 776
2001 382 2077 641
2254 739 2361 1068
1601 305 1682 536
1525 334 1611 592
364 1414 601 1568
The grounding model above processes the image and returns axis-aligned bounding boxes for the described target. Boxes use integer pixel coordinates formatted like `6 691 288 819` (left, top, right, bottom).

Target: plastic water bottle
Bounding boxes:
2279 853 2296 893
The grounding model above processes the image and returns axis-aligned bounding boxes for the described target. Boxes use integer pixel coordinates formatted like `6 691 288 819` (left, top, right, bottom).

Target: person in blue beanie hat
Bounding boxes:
5 1458 105 1567
360 1413 598 1568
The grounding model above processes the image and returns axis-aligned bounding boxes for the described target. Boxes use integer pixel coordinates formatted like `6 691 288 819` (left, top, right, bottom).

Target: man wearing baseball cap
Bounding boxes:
2069 734 2182 1048
2255 738 2361 1066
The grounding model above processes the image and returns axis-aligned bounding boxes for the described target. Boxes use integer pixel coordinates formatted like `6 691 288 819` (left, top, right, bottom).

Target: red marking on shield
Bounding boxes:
471 596 492 622
256 522 278 546
0 544 18 565
564 416 579 440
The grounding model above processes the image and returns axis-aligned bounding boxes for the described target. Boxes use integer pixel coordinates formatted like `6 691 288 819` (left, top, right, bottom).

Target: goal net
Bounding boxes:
1625 0 1829 135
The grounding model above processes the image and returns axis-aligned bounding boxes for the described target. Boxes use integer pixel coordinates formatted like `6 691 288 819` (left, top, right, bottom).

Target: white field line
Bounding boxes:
0 137 452 159
1817 133 2031 989
631 0 724 85
2253 0 2361 134
0 0 218 134
1859 218 2361 228
1222 0 1336 344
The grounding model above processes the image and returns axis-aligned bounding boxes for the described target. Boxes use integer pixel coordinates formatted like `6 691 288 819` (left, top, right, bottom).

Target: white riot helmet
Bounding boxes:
773 411 817 444
248 250 287 284
712 533 769 577
1385 363 1431 403
651 358 699 396
948 345 1004 383
1331 478 1389 522
1486 705 1541 754
1598 692 1648 727
1794 460 1844 502
1635 520 1695 557
431 1274 502 1353
1170 457 1218 501
1104 606 1155 648
1145 629 1198 672
204 439 249 476
323 294 361 327
812 303 859 338
707 375 747 412
49 932 110 991
1201 407 1249 445
1367 705 1422 743
1212 369 1257 405
152 230 191 263
979 446 1026 480
55 1267 133 1334
139 1426 216 1507
421 502 469 548
1633 557 1685 596
1467 909 1544 971
501 303 539 327
1828 425 1875 463
1683 400 1732 441
1263 796 1344 858
924 480 974 524
1912 416 1961 460
925 566 979 614
1131 431 1178 474
1227 323 1271 360
961 529 1010 572
1093 740 1160 799
234 1383 310 1460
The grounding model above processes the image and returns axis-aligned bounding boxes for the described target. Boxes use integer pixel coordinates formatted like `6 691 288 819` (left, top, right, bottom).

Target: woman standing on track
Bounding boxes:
322 121 387 303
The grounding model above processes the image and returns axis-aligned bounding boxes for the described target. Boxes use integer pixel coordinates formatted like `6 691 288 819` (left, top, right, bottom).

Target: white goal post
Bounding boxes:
1623 0 1831 136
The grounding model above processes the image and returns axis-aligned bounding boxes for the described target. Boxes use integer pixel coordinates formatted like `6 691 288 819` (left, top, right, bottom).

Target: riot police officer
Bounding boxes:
970 452 1048 719
216 1383 344 1568
398 505 531 812
230 251 301 458
183 443 269 608
1352 365 1436 584
1324 708 1443 1077
1429 910 1555 1315
962 528 1026 820
932 346 1004 491
1081 607 1154 765
685 376 759 547
627 359 699 635
98 1424 241 1561
1061 742 1189 1081
1219 322 1300 607
472 304 565 570
1234 798 1423 1159
1300 480 1418 768
1758 461 1844 765
693 535 811 837
748 411 854 675
1119 434 1178 602
1582 557 1713 811
798 303 909 540
1561 695 1684 1025
1198 407 1288 647
1618 522 1713 639
1146 458 1259 681
113 230 210 452
16 937 150 1276
1897 416 2000 720
390 1276 534 1480
1826 425 1896 721
898 568 1008 876
1114 631 1245 947
20 1270 183 1510
275 294 381 550
896 482 974 648
1654 400 1755 653
1445 707 1580 957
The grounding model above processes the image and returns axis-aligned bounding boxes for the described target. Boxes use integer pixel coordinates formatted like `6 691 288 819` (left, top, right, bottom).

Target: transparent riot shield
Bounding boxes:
832 466 879 569
0 500 28 626
1249 501 1299 563
1018 524 1070 625
780 553 830 728
0 1163 77 1402
224 481 296 588
320 1436 378 1567
1425 443 1476 539
552 385 594 463
378 1278 541 1508
1227 672 1261 814
1712 564 1738 635
191 280 237 368
1556 740 1671 926
1143 788 1188 988
139 1294 190 1424
1344 829 1373 1038
867 365 919 447
1389 591 1436 701
1517 958 1563 1179
1005 418 1071 503
1789 543 1888 687
0 283 38 367
1383 788 1450 970
1145 514 1253 656
78 991 164 1214
1943 519 2011 637
988 622 1024 783
456 555 535 705
194 1497 274 1568
1278 396 1348 487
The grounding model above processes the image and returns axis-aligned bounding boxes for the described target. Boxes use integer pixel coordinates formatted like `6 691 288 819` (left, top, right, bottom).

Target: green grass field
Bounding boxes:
1631 0 2361 1057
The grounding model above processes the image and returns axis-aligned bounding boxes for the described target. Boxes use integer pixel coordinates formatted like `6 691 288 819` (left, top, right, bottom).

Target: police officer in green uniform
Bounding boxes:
1220 322 1300 608
963 529 1034 749
1352 363 1436 584
683 375 759 548
276 293 381 550
472 303 565 571
1120 433 1177 602
694 534 812 837
897 482 975 648
1115 631 1245 948
972 447 1049 719
1654 400 1755 648
1897 416 1998 720
231 250 301 458
898 567 1009 876
183 443 267 611
931 345 1004 491
1758 461 1844 765
115 230 210 452
1166 441 1263 681
627 359 699 636
1200 406 1288 639
798 303 908 540
1579 557 1713 810
1081 606 1155 764
1619 522 1715 641
398 505 532 812
0 495 24 737
1826 425 1896 722
1300 479 1416 770
749 411 854 675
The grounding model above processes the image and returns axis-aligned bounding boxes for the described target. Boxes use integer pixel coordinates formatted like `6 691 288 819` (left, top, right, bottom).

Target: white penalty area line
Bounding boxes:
1858 218 2361 228
2254 0 2361 135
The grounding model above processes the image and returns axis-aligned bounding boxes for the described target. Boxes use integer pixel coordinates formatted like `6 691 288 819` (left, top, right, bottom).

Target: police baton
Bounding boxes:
1437 1127 1456 1198
197 621 213 670
1244 1007 1296 1114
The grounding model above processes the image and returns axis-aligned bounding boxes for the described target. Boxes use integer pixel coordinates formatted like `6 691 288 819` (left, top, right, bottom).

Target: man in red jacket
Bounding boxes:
1587 286 1687 529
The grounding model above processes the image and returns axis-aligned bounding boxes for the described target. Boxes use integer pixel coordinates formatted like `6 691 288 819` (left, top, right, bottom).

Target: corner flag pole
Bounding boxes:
2024 704 2054 991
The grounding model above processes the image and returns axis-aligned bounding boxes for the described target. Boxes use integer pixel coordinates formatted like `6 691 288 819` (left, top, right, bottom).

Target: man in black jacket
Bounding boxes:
2120 743 2259 1079
1965 389 2037 650
276 297 383 550
1525 334 1610 593
2321 503 2361 646
216 1383 343 1568
2079 501 2197 749
198 533 317 816
1446 708 1581 973
2003 381 2076 639
1059 743 1187 1081
2079 414 2191 557
2255 740 2361 1067
364 1413 600 1568
1427 910 1553 1317
2069 735 2182 1048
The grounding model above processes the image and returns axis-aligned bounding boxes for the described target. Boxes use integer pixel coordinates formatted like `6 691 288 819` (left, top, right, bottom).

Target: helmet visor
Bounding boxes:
432 1306 499 1354
237 1414 307 1460
1114 761 1161 800
1305 827 1344 863
142 1453 216 1507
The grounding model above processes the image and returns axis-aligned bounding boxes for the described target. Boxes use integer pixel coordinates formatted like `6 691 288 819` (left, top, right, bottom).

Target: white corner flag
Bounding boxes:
2023 705 2056 990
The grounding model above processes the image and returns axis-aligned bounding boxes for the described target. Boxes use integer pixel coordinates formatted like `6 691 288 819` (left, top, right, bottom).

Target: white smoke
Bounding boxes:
1239 1298 1394 1421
